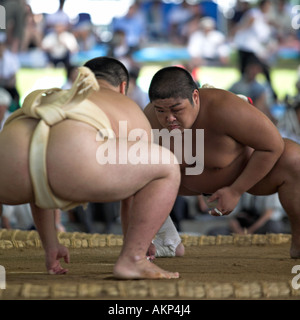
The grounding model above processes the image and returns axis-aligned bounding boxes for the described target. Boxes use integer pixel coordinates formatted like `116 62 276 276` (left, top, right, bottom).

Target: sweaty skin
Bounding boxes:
145 87 300 258
0 70 180 279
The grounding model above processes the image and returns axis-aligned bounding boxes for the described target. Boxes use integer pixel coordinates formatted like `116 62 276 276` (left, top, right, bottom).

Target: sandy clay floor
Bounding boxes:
0 229 300 300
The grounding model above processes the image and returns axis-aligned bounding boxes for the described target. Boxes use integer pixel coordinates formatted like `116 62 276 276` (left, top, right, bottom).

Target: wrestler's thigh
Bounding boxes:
47 126 177 203
248 138 300 195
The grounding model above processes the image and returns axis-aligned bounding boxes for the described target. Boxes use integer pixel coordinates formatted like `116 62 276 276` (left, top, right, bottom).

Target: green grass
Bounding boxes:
198 67 299 100
16 65 299 103
16 68 66 103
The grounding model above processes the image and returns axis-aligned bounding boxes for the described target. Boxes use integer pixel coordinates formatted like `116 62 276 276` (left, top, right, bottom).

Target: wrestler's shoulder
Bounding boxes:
200 87 238 109
199 86 230 98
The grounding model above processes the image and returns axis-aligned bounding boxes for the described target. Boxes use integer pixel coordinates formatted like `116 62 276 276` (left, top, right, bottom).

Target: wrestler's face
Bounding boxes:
152 90 199 132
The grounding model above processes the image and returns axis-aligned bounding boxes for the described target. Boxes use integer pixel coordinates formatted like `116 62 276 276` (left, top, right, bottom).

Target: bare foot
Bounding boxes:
175 243 185 256
45 244 70 275
113 255 179 280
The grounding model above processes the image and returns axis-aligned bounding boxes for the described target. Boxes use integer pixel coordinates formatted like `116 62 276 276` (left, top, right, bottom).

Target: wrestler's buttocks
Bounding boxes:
0 118 38 204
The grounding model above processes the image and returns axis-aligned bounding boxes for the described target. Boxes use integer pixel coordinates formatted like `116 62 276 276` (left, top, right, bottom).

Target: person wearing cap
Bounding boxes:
187 16 231 68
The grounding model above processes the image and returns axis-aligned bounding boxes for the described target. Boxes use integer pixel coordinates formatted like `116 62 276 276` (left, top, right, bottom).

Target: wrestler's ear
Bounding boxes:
119 81 127 95
192 89 199 105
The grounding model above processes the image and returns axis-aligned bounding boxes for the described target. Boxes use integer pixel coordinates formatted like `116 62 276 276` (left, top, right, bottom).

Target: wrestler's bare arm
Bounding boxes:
208 91 284 213
30 203 69 274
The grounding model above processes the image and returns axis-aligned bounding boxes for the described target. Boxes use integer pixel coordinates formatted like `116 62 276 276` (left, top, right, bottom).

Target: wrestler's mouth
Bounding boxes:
168 124 181 130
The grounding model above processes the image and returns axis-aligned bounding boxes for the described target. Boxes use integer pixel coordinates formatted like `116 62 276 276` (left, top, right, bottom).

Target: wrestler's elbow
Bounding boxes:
271 135 285 160
276 135 285 157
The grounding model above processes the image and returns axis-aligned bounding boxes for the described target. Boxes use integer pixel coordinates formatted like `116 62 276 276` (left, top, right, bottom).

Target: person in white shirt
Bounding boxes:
1 204 35 230
42 23 78 68
229 193 287 235
187 17 231 67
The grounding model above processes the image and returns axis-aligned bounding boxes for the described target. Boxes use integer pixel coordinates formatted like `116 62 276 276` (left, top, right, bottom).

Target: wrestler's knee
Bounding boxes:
160 146 180 173
281 140 300 178
150 145 180 185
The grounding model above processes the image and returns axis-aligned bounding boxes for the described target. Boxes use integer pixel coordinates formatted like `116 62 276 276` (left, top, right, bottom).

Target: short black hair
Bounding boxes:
148 66 198 104
84 56 129 93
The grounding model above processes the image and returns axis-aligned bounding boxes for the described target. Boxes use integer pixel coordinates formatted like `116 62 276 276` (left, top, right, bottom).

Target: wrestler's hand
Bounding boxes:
208 187 241 216
45 244 70 275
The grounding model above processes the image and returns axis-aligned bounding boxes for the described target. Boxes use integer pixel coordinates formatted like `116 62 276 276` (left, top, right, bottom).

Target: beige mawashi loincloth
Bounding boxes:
4 67 113 211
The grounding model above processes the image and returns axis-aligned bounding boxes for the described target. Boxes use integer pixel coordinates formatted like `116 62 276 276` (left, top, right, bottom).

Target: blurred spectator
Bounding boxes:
233 0 278 100
267 0 294 41
1 204 35 230
107 29 132 61
170 196 189 232
21 3 44 52
228 59 276 123
107 28 139 72
0 87 12 131
267 0 300 61
44 0 70 34
167 1 202 45
144 0 167 42
200 0 219 23
0 204 65 232
187 16 231 68
277 84 300 144
0 32 20 109
128 67 148 110
277 32 300 60
87 202 120 234
67 202 120 234
1 0 26 53
230 0 251 25
42 23 79 68
72 13 98 52
62 65 78 90
228 193 287 235
228 0 251 37
111 3 147 52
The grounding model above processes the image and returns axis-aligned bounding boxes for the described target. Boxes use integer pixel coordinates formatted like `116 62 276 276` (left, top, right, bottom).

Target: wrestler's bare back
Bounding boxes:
0 87 152 205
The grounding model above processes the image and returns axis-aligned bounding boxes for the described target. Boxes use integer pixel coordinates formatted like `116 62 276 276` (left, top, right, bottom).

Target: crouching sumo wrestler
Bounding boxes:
0 58 181 279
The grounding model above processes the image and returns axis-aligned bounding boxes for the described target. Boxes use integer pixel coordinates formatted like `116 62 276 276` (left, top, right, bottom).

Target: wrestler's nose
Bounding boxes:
166 113 177 123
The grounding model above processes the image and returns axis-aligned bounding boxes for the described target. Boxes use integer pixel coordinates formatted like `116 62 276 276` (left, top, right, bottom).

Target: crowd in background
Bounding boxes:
0 0 299 235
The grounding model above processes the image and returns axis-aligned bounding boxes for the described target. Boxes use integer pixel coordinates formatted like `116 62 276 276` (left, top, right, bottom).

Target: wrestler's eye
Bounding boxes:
155 109 164 113
172 109 182 114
